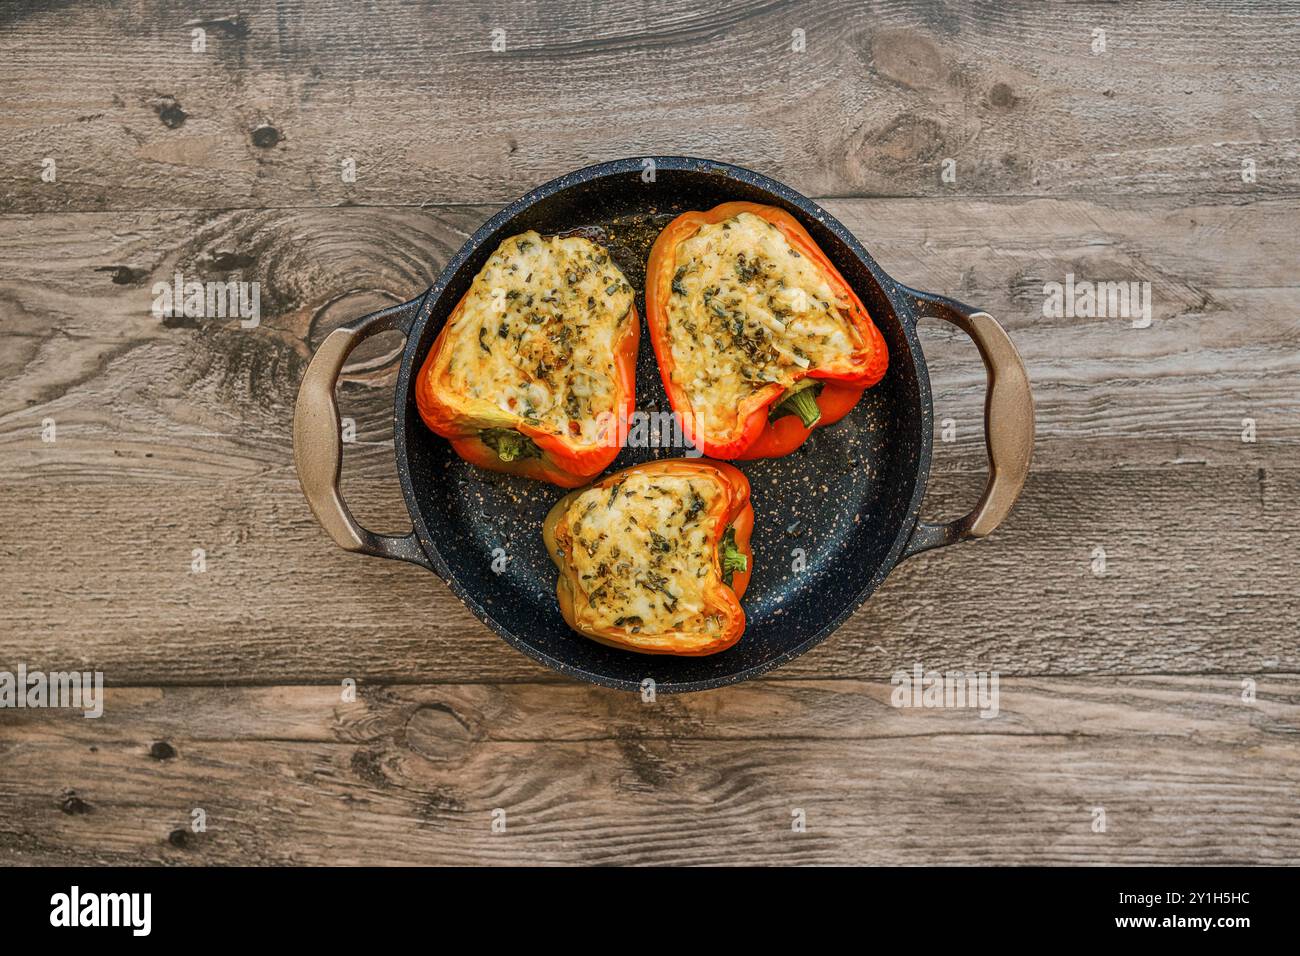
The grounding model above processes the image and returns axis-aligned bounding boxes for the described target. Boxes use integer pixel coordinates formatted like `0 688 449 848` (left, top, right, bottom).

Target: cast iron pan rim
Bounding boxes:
391 156 936 693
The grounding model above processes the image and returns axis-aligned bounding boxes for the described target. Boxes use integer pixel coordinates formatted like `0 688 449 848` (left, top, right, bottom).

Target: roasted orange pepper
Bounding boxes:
645 201 888 460
415 233 639 488
542 459 753 656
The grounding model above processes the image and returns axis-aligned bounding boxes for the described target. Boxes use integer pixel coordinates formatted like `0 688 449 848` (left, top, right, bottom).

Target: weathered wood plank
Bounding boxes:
2 0 1298 212
1 197 1295 486
0 466 1295 685
2 677 1296 865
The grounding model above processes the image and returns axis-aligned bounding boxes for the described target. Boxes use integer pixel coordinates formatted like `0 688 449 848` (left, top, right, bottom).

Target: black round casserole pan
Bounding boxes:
293 157 1034 693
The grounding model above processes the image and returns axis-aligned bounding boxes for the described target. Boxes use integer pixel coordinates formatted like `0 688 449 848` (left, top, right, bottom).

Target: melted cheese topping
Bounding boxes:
443 231 634 443
665 212 860 438
564 471 726 640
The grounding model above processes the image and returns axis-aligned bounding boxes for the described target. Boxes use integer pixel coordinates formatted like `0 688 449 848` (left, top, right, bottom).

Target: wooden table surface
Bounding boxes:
1 0 1298 865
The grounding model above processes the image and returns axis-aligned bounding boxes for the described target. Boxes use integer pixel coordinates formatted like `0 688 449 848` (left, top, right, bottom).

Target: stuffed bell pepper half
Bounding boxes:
543 459 753 656
416 230 638 487
645 202 888 459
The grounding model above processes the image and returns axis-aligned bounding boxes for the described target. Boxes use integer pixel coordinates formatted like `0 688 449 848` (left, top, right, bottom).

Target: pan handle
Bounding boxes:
900 289 1034 559
293 293 433 569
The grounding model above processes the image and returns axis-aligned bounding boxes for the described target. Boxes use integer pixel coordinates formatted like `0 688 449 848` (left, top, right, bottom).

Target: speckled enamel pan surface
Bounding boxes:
390 157 935 692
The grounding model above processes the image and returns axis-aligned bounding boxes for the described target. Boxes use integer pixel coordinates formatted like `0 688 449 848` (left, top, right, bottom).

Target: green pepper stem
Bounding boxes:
496 433 524 461
721 527 748 586
480 427 538 462
777 386 822 428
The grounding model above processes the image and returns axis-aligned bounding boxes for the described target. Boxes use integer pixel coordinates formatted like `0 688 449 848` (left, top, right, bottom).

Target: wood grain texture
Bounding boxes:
2 0 1298 212
2 677 1296 865
0 465 1295 684
1 198 1295 487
